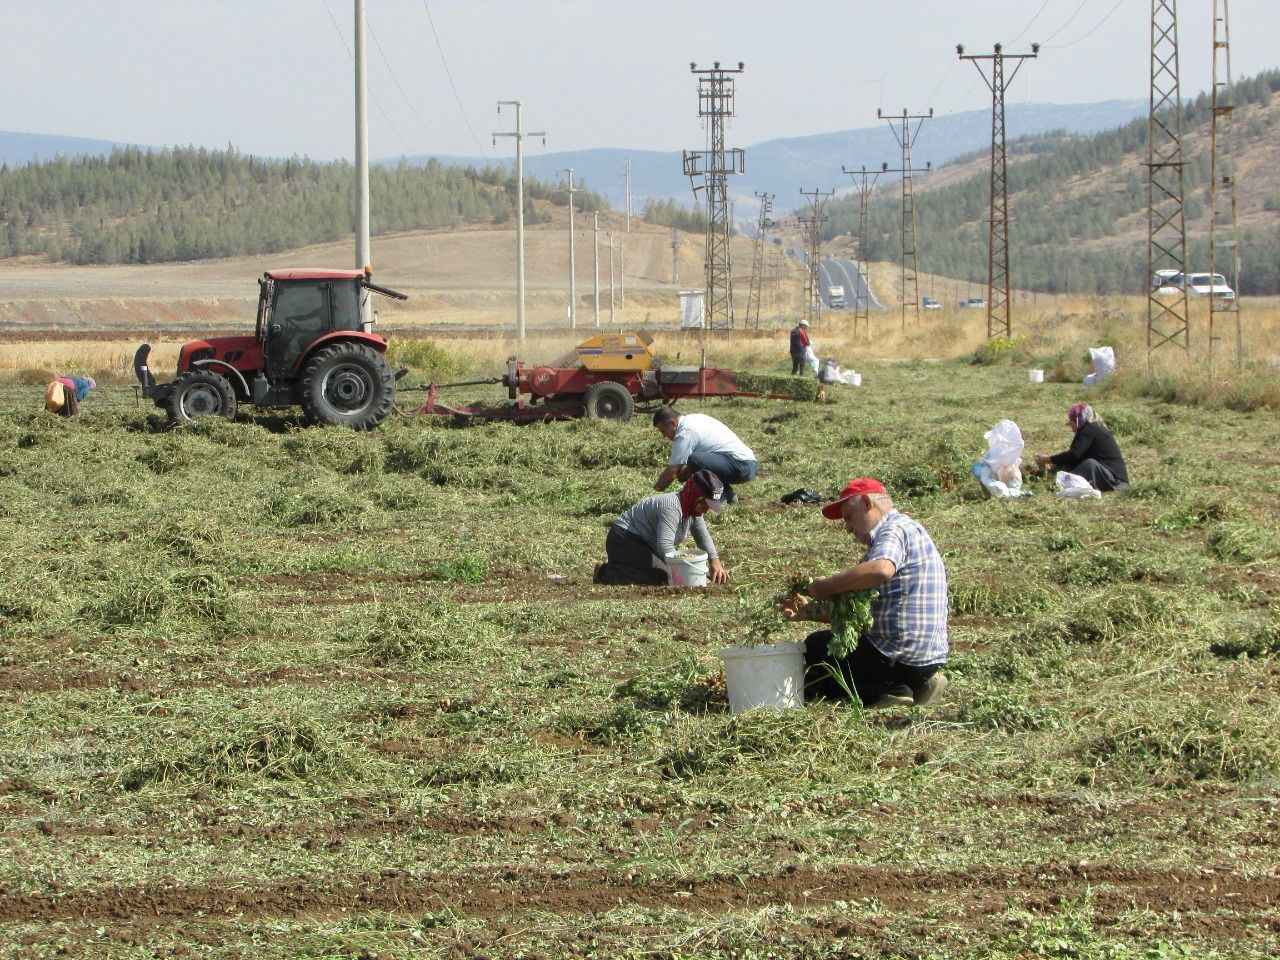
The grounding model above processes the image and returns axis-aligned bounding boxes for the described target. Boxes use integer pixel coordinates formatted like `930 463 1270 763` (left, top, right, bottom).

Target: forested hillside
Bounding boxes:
0 147 606 265
830 68 1280 295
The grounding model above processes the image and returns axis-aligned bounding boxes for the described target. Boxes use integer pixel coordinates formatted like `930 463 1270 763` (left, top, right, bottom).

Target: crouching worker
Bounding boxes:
594 470 730 586
1034 402 1129 492
782 478 948 708
44 375 96 417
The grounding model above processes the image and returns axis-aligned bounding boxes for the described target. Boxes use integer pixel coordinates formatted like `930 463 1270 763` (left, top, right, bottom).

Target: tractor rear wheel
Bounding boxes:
167 369 237 425
583 381 635 422
300 342 395 430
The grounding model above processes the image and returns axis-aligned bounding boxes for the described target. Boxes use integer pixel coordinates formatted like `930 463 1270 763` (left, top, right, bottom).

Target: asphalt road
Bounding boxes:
816 257 883 312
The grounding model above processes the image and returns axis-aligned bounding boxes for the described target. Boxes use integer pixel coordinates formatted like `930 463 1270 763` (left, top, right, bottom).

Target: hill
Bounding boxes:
829 68 1280 295
390 100 1147 214
0 130 132 167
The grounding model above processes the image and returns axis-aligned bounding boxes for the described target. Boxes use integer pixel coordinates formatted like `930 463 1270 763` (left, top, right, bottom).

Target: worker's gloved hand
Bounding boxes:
780 488 823 505
709 559 730 584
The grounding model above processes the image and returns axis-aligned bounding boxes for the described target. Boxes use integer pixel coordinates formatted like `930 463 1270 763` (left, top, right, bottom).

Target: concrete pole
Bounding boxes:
354 0 371 323
494 101 545 342
671 225 678 285
624 158 632 232
620 237 625 314
562 168 577 329
593 213 600 328
608 232 616 326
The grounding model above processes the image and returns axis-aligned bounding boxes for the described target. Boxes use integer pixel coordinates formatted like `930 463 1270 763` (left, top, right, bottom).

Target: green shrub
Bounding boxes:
430 553 488 584
971 336 1027 366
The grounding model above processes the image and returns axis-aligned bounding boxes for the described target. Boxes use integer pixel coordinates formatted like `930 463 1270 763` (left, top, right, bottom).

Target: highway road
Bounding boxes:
785 247 883 313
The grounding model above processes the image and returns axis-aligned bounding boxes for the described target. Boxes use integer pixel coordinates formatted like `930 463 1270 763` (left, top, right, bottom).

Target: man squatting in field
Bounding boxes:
594 470 730 586
783 478 949 708
652 407 758 505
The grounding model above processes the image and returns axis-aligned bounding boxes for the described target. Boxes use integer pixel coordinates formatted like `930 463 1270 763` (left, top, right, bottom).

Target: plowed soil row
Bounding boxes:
2 863 1276 934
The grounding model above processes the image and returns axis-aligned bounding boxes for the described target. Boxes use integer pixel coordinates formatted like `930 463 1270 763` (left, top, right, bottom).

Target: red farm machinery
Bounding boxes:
419 332 812 424
135 268 408 430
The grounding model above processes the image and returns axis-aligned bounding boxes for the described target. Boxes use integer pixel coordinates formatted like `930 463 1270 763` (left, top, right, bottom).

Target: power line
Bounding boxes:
1043 0 1093 45
319 0 405 151
367 21 434 145
1044 0 1128 49
1013 0 1055 43
420 0 486 153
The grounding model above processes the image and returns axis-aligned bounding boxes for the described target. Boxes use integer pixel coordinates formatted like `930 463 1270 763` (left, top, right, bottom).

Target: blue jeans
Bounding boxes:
685 451 758 501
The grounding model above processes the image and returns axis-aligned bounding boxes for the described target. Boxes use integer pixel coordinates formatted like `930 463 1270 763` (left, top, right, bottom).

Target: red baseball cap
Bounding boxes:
821 477 887 519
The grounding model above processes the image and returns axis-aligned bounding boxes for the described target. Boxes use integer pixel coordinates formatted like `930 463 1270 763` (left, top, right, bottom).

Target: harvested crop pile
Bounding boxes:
733 372 819 402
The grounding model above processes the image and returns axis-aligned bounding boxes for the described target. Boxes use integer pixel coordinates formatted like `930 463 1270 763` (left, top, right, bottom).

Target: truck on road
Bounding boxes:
827 284 846 308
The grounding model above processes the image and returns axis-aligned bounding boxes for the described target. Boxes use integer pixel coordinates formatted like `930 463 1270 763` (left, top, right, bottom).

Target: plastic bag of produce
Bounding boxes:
1083 346 1115 386
803 344 820 375
971 419 1028 498
1055 471 1102 500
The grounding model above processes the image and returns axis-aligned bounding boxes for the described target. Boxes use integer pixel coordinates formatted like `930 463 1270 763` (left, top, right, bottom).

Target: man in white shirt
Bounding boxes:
652 407 758 504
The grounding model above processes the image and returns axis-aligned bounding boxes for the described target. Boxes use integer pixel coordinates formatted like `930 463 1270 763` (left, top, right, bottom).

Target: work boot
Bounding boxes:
913 672 948 707
866 685 914 709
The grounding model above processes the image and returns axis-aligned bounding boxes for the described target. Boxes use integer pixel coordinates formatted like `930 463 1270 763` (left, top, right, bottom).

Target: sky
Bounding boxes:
5 0 1277 161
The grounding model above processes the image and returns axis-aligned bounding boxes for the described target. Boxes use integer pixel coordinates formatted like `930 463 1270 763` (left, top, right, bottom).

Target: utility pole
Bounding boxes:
1210 0 1242 371
620 238 626 313
798 187 834 329
671 225 679 285
608 231 616 325
682 61 746 330
841 163 886 341
746 191 774 330
1144 0 1190 365
561 168 578 329
493 100 546 341
353 0 371 323
623 159 632 232
878 107 932 331
958 43 1038 340
593 212 601 328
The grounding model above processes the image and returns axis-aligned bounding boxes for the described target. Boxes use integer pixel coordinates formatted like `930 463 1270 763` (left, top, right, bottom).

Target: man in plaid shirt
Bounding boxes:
784 477 949 708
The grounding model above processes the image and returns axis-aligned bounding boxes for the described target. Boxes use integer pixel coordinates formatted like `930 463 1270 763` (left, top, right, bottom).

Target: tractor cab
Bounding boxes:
256 270 370 381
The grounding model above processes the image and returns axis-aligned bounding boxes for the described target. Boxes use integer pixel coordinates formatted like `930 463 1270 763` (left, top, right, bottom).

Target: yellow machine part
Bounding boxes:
574 332 656 373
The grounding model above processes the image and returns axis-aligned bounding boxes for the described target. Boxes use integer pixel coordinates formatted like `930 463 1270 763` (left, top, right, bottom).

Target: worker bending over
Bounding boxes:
652 407 757 505
44 375 96 417
783 478 949 709
594 470 730 586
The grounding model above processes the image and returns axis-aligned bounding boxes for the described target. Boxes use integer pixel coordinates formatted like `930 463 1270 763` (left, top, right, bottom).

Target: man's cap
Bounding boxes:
686 469 725 512
821 477 887 519
798 318 809 326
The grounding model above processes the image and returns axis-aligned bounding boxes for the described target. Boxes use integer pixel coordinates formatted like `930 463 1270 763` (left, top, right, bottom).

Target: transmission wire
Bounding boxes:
1013 0 1055 43
1044 0 1128 49
319 0 406 150
420 0 487 153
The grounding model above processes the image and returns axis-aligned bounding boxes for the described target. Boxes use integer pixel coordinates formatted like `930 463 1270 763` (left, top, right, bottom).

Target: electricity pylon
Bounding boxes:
1210 0 1242 371
746 191 774 330
799 187 834 329
841 163 885 341
878 108 932 331
682 61 746 330
958 43 1038 340
1145 0 1190 365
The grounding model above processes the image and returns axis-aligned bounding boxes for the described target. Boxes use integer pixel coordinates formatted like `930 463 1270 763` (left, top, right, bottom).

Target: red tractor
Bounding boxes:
135 269 408 430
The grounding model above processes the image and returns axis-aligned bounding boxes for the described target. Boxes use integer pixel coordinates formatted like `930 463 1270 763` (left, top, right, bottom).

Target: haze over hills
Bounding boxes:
386 100 1147 213
1 98 1145 212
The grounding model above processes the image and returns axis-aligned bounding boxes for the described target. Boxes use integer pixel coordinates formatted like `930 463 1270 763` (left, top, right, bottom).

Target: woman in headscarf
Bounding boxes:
593 469 730 585
1034 403 1129 492
44 374 96 417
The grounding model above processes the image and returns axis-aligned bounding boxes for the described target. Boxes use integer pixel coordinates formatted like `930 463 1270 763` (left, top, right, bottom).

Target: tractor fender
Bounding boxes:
294 331 388 371
192 358 251 399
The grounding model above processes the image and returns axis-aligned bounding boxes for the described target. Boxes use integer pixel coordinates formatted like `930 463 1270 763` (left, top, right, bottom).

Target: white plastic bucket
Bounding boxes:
718 642 806 713
1028 369 1045 383
665 550 708 588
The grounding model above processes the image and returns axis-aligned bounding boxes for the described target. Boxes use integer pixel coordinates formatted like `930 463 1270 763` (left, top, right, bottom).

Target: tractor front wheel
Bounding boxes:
300 342 395 430
583 381 635 422
167 369 237 425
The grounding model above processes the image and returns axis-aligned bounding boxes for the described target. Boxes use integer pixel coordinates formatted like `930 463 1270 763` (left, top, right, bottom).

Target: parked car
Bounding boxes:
1186 272 1235 300
958 297 986 309
1151 268 1184 295
922 296 942 310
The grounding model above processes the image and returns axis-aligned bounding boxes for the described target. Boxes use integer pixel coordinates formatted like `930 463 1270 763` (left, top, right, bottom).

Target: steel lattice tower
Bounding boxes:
682 61 746 330
1145 1 1190 362
878 109 932 331
1210 0 1242 370
841 163 886 341
746 191 774 330
958 43 1038 340
798 188 833 328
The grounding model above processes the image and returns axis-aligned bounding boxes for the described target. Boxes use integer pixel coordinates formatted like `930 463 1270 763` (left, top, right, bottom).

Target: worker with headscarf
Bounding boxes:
593 469 730 586
1034 403 1129 492
44 375 96 417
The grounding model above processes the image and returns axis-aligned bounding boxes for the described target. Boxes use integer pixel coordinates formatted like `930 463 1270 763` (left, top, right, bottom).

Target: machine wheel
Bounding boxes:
583 381 635 422
299 342 395 430
167 369 237 424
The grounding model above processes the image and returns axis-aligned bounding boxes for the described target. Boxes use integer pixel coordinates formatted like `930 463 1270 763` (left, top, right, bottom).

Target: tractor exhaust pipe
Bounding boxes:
133 344 157 395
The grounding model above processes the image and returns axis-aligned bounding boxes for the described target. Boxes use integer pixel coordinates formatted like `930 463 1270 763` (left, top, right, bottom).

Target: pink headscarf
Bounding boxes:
1067 403 1096 432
